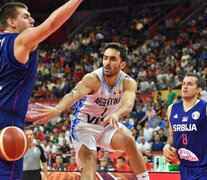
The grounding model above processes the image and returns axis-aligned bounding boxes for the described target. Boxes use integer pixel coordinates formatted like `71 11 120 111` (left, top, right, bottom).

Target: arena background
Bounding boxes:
1 0 206 179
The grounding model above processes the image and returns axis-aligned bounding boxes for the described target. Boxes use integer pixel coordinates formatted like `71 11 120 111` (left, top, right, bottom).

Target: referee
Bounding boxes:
22 129 48 180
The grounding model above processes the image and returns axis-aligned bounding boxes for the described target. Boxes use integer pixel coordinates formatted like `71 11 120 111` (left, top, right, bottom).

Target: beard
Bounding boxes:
104 65 120 77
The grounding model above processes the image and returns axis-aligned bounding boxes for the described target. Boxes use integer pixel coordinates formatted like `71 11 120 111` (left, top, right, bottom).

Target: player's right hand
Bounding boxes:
30 103 61 125
163 146 177 162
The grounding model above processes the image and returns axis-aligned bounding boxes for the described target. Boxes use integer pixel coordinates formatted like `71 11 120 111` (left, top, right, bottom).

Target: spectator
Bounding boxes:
149 130 159 145
34 87 45 99
53 154 67 171
43 123 54 135
70 148 76 156
136 106 146 127
41 140 48 152
200 89 207 101
131 128 138 140
58 131 71 146
35 129 46 141
164 120 170 137
143 154 153 171
152 121 160 131
137 137 151 152
139 106 156 126
156 92 166 109
151 135 164 151
122 117 133 130
166 86 176 106
97 157 114 172
67 156 79 171
136 129 149 143
158 128 167 143
60 139 70 153
45 140 57 154
116 157 131 172
174 95 182 103
154 103 163 117
144 149 153 163
156 116 165 128
103 151 113 165
137 67 147 80
143 122 153 140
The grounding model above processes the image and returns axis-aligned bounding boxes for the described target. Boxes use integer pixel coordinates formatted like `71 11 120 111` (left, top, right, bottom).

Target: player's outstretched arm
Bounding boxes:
163 104 177 162
100 77 137 130
14 0 83 63
32 73 100 125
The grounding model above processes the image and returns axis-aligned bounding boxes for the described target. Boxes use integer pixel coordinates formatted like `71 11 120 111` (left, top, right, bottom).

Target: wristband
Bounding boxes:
164 144 171 148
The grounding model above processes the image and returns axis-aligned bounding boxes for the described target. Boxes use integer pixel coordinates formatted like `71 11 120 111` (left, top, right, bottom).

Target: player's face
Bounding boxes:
12 8 35 33
103 48 126 77
181 76 202 99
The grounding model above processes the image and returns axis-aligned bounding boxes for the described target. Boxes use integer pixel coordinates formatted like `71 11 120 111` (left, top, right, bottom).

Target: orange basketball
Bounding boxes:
0 126 28 161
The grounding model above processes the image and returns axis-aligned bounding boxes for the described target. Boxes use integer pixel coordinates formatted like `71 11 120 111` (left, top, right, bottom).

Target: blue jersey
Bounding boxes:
0 33 37 121
170 100 207 167
0 33 37 179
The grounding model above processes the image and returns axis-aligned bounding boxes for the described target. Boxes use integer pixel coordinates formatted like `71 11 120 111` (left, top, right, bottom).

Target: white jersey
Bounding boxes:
73 67 127 125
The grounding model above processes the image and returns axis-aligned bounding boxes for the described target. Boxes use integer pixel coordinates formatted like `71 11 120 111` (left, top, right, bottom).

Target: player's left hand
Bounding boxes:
30 103 61 125
100 113 120 130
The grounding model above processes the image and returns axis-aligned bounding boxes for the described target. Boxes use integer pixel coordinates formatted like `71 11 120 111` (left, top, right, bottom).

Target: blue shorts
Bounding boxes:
0 110 24 179
180 164 207 180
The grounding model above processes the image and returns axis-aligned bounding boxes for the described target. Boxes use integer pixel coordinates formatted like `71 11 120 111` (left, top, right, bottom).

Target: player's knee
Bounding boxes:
122 135 136 152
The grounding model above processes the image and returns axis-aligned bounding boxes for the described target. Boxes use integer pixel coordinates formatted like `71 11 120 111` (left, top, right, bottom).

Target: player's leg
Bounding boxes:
78 145 97 180
110 126 148 179
71 121 99 180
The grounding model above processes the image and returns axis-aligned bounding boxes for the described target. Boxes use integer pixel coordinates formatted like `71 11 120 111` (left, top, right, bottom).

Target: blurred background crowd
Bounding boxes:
2 0 207 172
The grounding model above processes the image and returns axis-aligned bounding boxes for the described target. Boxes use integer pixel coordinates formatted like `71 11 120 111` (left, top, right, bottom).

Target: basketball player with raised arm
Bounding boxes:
163 73 207 180
32 43 149 180
0 1 83 179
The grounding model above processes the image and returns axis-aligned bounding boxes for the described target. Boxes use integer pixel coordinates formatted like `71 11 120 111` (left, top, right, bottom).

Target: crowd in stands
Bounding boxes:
26 4 207 172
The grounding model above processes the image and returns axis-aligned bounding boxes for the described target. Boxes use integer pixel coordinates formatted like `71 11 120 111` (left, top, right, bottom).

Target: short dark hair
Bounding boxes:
117 156 126 162
185 73 203 89
0 2 28 31
104 42 127 61
56 154 63 159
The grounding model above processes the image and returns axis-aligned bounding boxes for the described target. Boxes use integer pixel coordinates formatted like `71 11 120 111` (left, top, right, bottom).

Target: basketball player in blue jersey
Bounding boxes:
32 43 149 180
0 1 83 179
163 73 207 180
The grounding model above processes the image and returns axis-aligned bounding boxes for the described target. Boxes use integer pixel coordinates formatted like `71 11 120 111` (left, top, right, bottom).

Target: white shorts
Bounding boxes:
71 120 124 167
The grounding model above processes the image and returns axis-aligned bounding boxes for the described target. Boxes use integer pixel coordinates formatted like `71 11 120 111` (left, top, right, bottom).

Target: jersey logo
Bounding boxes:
192 111 200 120
182 117 188 122
113 87 121 96
174 114 178 118
178 148 199 161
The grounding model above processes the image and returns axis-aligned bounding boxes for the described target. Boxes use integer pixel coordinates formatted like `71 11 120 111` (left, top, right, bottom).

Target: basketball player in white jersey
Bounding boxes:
32 43 149 180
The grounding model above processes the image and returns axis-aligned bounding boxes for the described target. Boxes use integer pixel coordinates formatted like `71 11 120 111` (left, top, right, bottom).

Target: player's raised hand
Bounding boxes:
30 103 61 125
100 113 120 130
163 145 177 162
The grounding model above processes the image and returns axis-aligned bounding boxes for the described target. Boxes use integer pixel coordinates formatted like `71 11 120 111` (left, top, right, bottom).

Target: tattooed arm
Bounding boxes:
32 73 100 125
